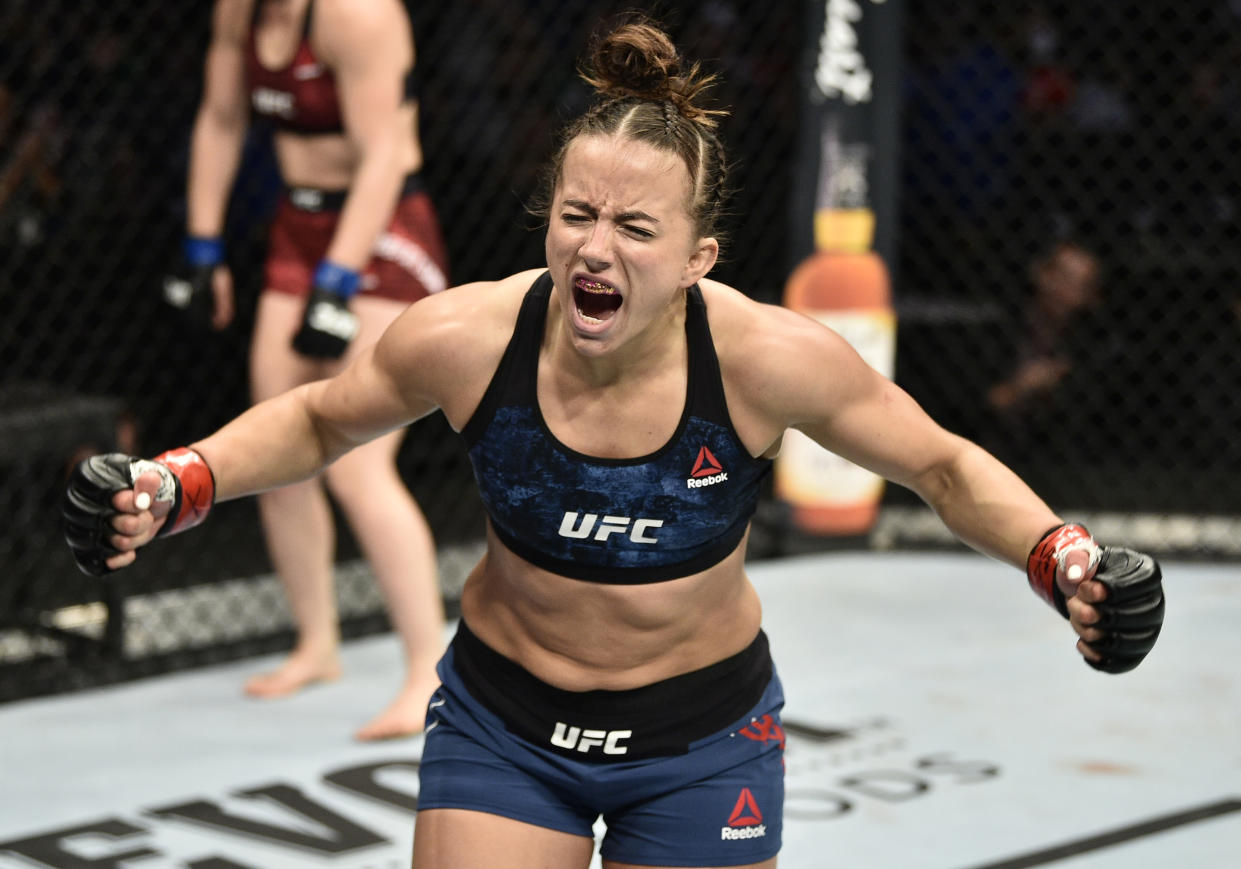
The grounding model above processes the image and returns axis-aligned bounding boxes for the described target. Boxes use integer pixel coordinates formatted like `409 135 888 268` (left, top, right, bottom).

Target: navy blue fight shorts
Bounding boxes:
418 621 786 867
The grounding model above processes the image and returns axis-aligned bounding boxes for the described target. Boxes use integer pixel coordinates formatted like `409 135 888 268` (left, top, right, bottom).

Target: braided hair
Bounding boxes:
535 15 732 245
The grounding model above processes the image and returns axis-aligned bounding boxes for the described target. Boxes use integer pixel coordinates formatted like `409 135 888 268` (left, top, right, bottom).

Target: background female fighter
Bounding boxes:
164 0 449 741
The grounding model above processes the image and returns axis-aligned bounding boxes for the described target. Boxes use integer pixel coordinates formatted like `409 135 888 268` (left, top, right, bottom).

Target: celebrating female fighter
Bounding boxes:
70 15 1163 867
165 0 449 741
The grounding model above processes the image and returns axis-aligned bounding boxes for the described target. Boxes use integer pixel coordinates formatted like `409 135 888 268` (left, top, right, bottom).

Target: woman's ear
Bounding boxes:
680 237 719 287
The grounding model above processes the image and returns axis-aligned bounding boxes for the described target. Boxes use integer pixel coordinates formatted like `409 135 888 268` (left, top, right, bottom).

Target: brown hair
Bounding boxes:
534 14 732 243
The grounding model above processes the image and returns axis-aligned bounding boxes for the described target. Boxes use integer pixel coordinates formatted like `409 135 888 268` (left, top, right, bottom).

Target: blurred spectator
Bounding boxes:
0 78 67 382
0 82 63 253
979 233 1131 500
988 238 1103 419
1018 3 1075 123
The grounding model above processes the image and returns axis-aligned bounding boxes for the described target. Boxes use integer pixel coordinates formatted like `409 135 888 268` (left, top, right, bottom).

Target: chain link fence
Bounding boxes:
1 0 1236 702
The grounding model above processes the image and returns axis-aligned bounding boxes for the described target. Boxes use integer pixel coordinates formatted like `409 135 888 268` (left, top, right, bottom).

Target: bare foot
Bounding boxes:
354 675 441 741
244 654 342 698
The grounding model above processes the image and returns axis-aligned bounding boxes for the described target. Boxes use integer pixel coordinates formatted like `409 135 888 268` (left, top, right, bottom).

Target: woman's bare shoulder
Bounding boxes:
697 276 868 420
697 277 820 353
314 0 411 58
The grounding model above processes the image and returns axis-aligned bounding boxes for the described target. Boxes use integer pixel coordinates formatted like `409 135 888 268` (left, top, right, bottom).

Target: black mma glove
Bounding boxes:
162 236 222 327
62 448 216 577
291 260 361 359
1027 524 1165 673
1081 546 1165 674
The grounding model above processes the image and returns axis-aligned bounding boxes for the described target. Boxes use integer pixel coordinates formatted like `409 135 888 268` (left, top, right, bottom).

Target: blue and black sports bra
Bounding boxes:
461 272 772 584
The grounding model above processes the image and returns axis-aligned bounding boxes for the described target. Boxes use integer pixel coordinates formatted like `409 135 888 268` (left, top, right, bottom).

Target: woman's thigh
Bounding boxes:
412 808 595 869
250 291 321 402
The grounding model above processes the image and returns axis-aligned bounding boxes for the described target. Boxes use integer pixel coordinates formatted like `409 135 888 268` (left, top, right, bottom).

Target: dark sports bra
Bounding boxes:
245 0 419 135
462 272 772 584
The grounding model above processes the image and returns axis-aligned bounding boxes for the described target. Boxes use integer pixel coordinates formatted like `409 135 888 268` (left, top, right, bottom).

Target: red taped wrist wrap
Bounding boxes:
154 447 216 536
1026 523 1092 610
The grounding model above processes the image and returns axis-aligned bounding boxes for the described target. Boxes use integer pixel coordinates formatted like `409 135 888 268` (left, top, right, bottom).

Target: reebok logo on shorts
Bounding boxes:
687 446 728 488
721 787 767 840
738 715 786 750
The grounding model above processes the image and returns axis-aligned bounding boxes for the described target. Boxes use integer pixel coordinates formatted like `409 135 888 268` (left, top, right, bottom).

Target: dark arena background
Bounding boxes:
1 0 1238 703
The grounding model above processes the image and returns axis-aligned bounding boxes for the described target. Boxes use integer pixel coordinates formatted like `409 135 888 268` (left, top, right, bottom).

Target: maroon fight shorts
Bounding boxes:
264 172 449 303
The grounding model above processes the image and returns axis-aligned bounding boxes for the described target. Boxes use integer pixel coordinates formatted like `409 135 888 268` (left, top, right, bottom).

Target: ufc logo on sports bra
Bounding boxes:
558 512 663 544
551 722 632 755
252 88 295 118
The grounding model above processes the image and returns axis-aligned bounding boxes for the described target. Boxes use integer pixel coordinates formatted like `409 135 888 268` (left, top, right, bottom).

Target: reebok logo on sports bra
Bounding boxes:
687 445 728 488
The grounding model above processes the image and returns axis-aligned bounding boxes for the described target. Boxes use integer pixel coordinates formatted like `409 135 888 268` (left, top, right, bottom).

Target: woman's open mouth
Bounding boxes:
574 277 622 323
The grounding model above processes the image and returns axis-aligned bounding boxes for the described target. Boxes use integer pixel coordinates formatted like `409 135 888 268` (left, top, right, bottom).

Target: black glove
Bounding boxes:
162 236 221 327
291 285 359 358
64 454 144 576
62 449 215 577
291 261 362 358
1083 546 1165 674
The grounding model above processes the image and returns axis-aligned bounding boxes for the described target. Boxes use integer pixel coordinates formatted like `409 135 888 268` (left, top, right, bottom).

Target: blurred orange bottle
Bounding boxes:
775 207 895 535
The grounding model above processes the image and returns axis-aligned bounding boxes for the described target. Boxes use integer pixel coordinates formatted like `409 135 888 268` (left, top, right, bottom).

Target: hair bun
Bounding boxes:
580 16 722 127
591 22 681 101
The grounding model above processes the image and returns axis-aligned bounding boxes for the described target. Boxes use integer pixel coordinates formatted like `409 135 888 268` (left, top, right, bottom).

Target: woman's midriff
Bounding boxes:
459 523 764 692
272 103 422 189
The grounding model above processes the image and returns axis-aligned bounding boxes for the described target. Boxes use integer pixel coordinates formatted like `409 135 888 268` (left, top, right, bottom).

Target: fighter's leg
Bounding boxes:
324 294 445 740
412 809 595 869
413 685 598 869
604 859 776 869
244 290 343 697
